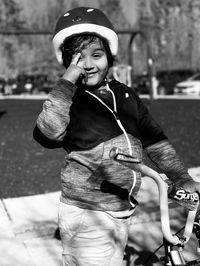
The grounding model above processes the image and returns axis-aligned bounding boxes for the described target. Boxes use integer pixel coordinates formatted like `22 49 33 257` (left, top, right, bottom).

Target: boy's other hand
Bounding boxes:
62 53 86 84
180 179 200 194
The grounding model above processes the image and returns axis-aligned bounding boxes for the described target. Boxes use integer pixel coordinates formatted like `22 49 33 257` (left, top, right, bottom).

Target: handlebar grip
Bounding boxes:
167 183 199 211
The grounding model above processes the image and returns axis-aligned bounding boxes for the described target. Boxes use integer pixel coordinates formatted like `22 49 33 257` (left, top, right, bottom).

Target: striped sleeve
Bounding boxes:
36 78 77 141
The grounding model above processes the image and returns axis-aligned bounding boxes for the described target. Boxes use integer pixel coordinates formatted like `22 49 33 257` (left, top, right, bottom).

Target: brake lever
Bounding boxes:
109 147 141 164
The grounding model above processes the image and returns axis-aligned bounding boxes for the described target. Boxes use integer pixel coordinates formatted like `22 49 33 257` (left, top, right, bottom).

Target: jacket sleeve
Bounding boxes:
145 140 193 186
35 78 77 142
33 125 64 149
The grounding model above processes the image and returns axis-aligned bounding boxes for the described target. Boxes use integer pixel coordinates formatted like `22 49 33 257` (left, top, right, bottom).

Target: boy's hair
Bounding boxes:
61 34 114 69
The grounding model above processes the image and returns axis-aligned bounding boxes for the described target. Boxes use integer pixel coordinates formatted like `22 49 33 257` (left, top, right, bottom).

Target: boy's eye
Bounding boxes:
93 53 103 58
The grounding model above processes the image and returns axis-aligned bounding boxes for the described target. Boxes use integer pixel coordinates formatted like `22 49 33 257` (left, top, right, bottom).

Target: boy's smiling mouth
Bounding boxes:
86 72 97 77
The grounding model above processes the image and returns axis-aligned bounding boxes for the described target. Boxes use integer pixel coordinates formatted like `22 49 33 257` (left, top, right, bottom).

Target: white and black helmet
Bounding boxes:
52 7 118 64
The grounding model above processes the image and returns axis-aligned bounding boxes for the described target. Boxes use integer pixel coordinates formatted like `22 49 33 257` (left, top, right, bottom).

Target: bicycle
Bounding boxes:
109 147 200 266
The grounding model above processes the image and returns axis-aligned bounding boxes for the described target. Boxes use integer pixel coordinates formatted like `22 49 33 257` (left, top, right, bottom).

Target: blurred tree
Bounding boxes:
46 0 67 31
139 0 200 70
0 0 26 30
1 0 200 79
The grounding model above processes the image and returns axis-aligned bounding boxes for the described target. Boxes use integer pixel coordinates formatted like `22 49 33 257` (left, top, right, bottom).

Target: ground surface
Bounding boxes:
0 98 200 198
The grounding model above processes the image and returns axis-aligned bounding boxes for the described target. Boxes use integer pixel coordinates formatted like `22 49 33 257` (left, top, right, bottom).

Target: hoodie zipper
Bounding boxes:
85 83 137 207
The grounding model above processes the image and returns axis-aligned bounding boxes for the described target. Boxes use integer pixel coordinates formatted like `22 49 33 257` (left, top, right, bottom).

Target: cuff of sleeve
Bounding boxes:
53 78 77 99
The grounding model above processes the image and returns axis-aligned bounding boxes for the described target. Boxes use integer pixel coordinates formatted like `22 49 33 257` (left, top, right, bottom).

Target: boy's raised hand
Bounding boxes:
62 53 86 84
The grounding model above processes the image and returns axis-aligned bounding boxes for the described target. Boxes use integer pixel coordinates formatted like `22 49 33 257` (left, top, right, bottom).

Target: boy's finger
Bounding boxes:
71 53 81 65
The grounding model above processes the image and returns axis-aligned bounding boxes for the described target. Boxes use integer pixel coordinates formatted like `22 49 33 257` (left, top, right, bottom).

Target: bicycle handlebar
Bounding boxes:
109 147 199 246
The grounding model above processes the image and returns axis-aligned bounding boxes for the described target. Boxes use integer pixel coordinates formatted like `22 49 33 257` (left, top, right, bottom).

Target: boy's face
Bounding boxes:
77 39 109 88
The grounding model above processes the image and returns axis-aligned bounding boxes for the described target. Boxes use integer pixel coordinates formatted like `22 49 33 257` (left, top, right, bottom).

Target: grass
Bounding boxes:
0 98 200 198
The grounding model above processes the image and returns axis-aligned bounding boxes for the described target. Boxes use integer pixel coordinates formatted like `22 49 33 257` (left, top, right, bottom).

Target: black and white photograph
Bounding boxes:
0 1 200 265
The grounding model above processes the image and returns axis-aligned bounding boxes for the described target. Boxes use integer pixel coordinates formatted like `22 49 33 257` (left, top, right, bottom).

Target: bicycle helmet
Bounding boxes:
52 7 118 64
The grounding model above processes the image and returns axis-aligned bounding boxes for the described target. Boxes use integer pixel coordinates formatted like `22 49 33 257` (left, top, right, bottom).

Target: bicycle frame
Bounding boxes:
109 147 200 266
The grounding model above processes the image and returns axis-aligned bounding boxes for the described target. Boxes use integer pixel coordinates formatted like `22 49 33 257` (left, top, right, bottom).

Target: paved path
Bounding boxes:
1 167 200 266
0 192 62 266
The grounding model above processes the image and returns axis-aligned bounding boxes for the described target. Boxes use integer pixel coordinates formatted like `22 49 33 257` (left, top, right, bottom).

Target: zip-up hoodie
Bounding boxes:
34 78 168 212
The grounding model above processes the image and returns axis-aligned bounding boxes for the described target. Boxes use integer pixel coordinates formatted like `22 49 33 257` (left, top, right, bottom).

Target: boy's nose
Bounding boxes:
84 57 94 69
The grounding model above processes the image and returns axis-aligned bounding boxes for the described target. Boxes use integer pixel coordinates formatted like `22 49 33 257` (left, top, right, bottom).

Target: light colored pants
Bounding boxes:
58 202 131 266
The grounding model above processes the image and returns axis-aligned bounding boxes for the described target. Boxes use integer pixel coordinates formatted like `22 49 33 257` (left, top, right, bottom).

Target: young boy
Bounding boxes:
33 7 200 266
